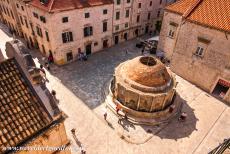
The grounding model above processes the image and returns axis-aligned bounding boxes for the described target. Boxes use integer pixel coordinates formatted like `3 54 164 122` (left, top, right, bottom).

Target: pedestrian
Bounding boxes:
80 146 86 154
71 128 76 134
141 47 145 55
116 104 121 115
178 112 187 122
103 110 107 121
45 62 50 71
125 49 128 55
118 115 122 124
39 64 46 78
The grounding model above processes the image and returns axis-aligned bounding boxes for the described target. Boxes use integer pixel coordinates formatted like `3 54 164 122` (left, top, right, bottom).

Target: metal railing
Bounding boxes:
209 138 230 154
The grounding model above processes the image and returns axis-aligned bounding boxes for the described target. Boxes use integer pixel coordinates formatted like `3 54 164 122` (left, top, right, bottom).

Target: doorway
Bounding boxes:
212 79 230 99
85 44 92 55
124 33 128 41
145 25 149 34
114 35 119 44
103 40 108 48
135 29 139 37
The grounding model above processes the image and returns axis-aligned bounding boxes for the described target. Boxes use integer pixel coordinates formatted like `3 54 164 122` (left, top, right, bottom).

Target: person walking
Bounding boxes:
103 109 107 121
141 46 145 55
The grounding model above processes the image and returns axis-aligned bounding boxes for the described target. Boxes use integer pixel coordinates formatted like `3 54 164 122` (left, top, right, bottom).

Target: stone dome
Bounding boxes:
123 56 171 87
112 56 176 113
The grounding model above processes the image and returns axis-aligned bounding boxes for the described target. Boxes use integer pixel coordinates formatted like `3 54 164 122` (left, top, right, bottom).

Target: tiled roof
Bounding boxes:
30 0 113 12
0 58 52 153
165 0 230 32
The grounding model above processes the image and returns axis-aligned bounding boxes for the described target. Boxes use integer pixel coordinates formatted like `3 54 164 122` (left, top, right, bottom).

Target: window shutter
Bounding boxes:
62 33 67 43
69 32 73 41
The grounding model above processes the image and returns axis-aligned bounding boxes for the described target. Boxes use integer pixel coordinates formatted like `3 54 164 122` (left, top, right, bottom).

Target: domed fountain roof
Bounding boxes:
121 56 171 87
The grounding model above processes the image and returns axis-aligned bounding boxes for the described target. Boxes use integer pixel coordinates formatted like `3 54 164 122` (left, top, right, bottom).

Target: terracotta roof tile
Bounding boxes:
30 0 113 12
0 58 52 153
166 0 230 32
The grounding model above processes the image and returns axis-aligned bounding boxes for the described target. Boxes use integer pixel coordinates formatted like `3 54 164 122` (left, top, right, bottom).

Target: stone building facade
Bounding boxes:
0 0 175 65
158 0 230 103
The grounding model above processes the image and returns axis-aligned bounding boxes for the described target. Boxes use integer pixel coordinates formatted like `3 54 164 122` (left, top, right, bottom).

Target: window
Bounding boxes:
85 12 90 18
84 26 93 37
117 0 121 5
24 18 28 28
138 3 141 8
66 52 73 61
116 11 120 20
16 4 19 8
136 15 140 23
148 12 151 20
40 16 46 23
20 16 24 25
168 29 174 38
62 31 73 43
125 23 129 28
150 1 152 6
94 42 98 46
103 22 107 32
125 9 129 18
62 17 68 23
33 12 38 18
195 46 204 57
160 0 162 4
103 9 107 14
115 25 119 31
45 31 49 42
127 0 130 3
36 26 43 37
21 6 24 11
157 10 161 17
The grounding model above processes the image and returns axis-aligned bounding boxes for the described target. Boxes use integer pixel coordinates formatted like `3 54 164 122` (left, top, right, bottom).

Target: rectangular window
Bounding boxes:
148 12 151 20
115 25 119 31
150 1 152 6
137 15 140 23
157 10 161 17
84 26 93 37
40 16 46 23
125 10 129 18
20 16 24 25
125 23 129 28
62 17 68 23
116 11 120 20
33 12 38 18
24 18 28 28
36 26 43 37
21 6 24 11
127 0 130 3
160 0 162 4
117 0 121 5
45 31 49 42
138 3 141 8
66 52 73 61
85 12 90 18
62 31 73 43
195 47 204 57
103 9 107 14
103 22 107 32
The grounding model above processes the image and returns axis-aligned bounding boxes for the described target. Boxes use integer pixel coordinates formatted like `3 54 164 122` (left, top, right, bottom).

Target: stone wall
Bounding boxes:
158 11 230 103
18 122 70 154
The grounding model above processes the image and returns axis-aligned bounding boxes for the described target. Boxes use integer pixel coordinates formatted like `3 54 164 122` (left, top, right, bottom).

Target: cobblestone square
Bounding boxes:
0 23 229 154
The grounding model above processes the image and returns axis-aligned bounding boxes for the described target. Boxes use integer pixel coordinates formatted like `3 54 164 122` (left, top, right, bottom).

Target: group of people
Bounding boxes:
78 49 87 61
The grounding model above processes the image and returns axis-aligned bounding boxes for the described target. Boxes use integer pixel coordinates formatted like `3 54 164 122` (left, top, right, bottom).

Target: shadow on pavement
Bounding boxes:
153 95 198 140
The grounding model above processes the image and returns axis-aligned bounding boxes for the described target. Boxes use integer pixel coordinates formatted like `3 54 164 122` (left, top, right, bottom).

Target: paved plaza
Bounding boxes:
0 23 230 154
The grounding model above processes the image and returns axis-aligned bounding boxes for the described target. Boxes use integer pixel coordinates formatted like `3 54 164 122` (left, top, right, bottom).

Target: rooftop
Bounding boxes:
30 0 113 13
165 0 230 32
0 58 52 153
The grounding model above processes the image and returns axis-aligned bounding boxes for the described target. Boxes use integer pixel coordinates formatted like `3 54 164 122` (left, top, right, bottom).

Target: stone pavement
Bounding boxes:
0 22 230 154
